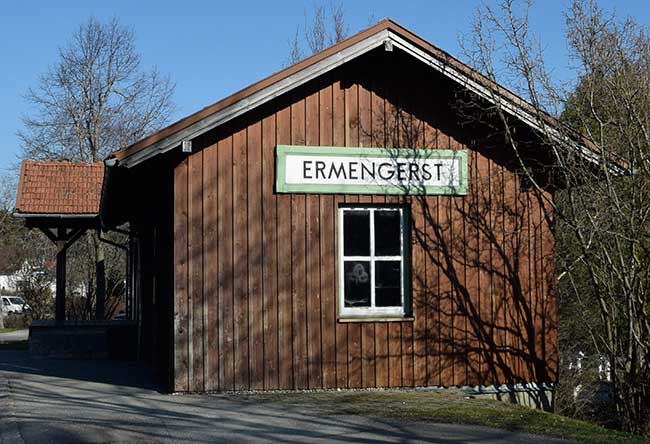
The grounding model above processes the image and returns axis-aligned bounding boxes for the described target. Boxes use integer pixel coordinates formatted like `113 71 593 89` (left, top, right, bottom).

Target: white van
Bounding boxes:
1 296 30 314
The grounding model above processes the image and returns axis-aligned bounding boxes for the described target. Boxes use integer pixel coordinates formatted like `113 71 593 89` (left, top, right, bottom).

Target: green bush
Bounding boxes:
2 313 30 329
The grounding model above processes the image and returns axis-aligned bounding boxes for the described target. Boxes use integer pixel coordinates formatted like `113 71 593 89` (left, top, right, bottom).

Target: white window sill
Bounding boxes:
337 316 415 323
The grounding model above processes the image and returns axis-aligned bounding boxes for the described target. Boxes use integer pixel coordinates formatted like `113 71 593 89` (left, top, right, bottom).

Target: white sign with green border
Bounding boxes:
276 145 468 195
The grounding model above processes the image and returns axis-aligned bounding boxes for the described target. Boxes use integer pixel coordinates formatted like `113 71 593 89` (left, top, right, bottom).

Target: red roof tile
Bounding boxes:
15 161 104 215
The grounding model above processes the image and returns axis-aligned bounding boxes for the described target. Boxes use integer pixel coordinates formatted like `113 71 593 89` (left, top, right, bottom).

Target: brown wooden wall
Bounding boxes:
170 48 558 393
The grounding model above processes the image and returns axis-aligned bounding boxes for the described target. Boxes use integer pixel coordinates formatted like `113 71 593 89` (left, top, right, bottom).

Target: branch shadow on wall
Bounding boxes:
354 61 558 410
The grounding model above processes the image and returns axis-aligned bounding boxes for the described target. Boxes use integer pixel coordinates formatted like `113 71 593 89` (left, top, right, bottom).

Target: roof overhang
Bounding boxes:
116 28 391 168
111 19 626 176
14 213 98 218
14 212 100 231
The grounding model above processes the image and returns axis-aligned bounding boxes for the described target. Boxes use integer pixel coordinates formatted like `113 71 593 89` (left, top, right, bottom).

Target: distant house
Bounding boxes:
0 261 56 296
0 274 16 293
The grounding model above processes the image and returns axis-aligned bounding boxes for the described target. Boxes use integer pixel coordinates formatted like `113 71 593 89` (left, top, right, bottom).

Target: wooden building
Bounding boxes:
97 19 576 401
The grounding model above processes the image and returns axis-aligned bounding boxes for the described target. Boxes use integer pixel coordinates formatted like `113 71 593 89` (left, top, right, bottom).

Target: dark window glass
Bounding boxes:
343 211 370 256
375 260 401 307
374 210 401 256
343 261 371 307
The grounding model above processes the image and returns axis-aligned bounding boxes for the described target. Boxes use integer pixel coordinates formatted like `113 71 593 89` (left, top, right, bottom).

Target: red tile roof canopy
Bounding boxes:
15 161 104 216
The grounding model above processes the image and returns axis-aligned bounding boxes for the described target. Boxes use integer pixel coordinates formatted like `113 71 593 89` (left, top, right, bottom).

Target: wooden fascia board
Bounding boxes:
387 31 623 173
116 19 617 173
14 212 98 218
119 29 390 167
115 20 397 162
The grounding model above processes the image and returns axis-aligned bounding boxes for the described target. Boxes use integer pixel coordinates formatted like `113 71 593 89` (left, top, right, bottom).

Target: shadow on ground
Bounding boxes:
0 349 157 390
0 350 570 444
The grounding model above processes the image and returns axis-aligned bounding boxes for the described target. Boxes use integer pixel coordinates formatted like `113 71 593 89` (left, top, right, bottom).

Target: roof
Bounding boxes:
110 18 619 174
14 161 104 216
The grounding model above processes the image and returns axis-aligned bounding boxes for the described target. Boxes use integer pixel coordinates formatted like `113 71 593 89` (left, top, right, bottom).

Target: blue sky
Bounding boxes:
0 0 648 174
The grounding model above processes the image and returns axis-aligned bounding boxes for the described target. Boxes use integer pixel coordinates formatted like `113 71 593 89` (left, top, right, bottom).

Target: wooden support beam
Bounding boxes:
55 227 67 322
95 245 105 321
64 228 86 249
39 227 58 244
25 217 95 323
25 216 99 230
37 226 88 322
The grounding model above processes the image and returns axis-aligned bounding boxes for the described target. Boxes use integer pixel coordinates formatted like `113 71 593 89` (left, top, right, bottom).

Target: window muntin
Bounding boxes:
338 206 409 318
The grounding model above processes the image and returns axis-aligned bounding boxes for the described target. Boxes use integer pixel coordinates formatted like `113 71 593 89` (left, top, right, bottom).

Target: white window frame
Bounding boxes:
338 205 409 319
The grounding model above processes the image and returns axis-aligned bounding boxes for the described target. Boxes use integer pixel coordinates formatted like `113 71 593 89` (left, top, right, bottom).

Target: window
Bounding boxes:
338 205 411 319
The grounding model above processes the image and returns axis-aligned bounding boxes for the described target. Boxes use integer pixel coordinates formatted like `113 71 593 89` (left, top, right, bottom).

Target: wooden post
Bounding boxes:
55 227 67 322
35 225 87 323
95 242 106 320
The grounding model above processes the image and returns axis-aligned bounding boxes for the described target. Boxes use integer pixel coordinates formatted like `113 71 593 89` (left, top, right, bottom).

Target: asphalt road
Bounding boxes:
0 350 572 444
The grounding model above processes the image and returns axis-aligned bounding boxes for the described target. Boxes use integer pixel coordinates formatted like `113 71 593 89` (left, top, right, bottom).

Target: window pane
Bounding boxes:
375 260 402 307
374 210 401 256
343 261 371 307
343 210 370 256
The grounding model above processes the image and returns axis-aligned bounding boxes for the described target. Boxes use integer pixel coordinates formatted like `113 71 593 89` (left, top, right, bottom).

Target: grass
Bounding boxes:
0 328 19 334
236 389 650 444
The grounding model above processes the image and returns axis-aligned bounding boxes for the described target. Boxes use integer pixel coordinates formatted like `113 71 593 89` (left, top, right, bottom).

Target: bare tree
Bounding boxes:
19 17 175 161
461 0 649 434
305 4 327 54
287 1 350 65
18 17 175 320
0 174 18 329
15 263 55 321
0 173 57 325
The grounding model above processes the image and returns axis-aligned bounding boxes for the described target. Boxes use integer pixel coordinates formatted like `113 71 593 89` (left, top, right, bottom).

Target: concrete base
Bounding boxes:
463 383 556 411
29 320 138 360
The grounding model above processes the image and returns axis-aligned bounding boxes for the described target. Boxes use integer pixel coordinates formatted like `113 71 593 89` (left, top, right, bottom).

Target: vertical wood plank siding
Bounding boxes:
172 50 558 392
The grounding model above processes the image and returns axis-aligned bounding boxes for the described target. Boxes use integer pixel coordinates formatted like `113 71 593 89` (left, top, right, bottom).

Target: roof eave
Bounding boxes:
112 19 615 174
13 212 99 218
117 28 392 168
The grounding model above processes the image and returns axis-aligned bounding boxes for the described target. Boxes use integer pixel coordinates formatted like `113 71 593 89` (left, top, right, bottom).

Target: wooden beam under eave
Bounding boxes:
23 215 100 230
